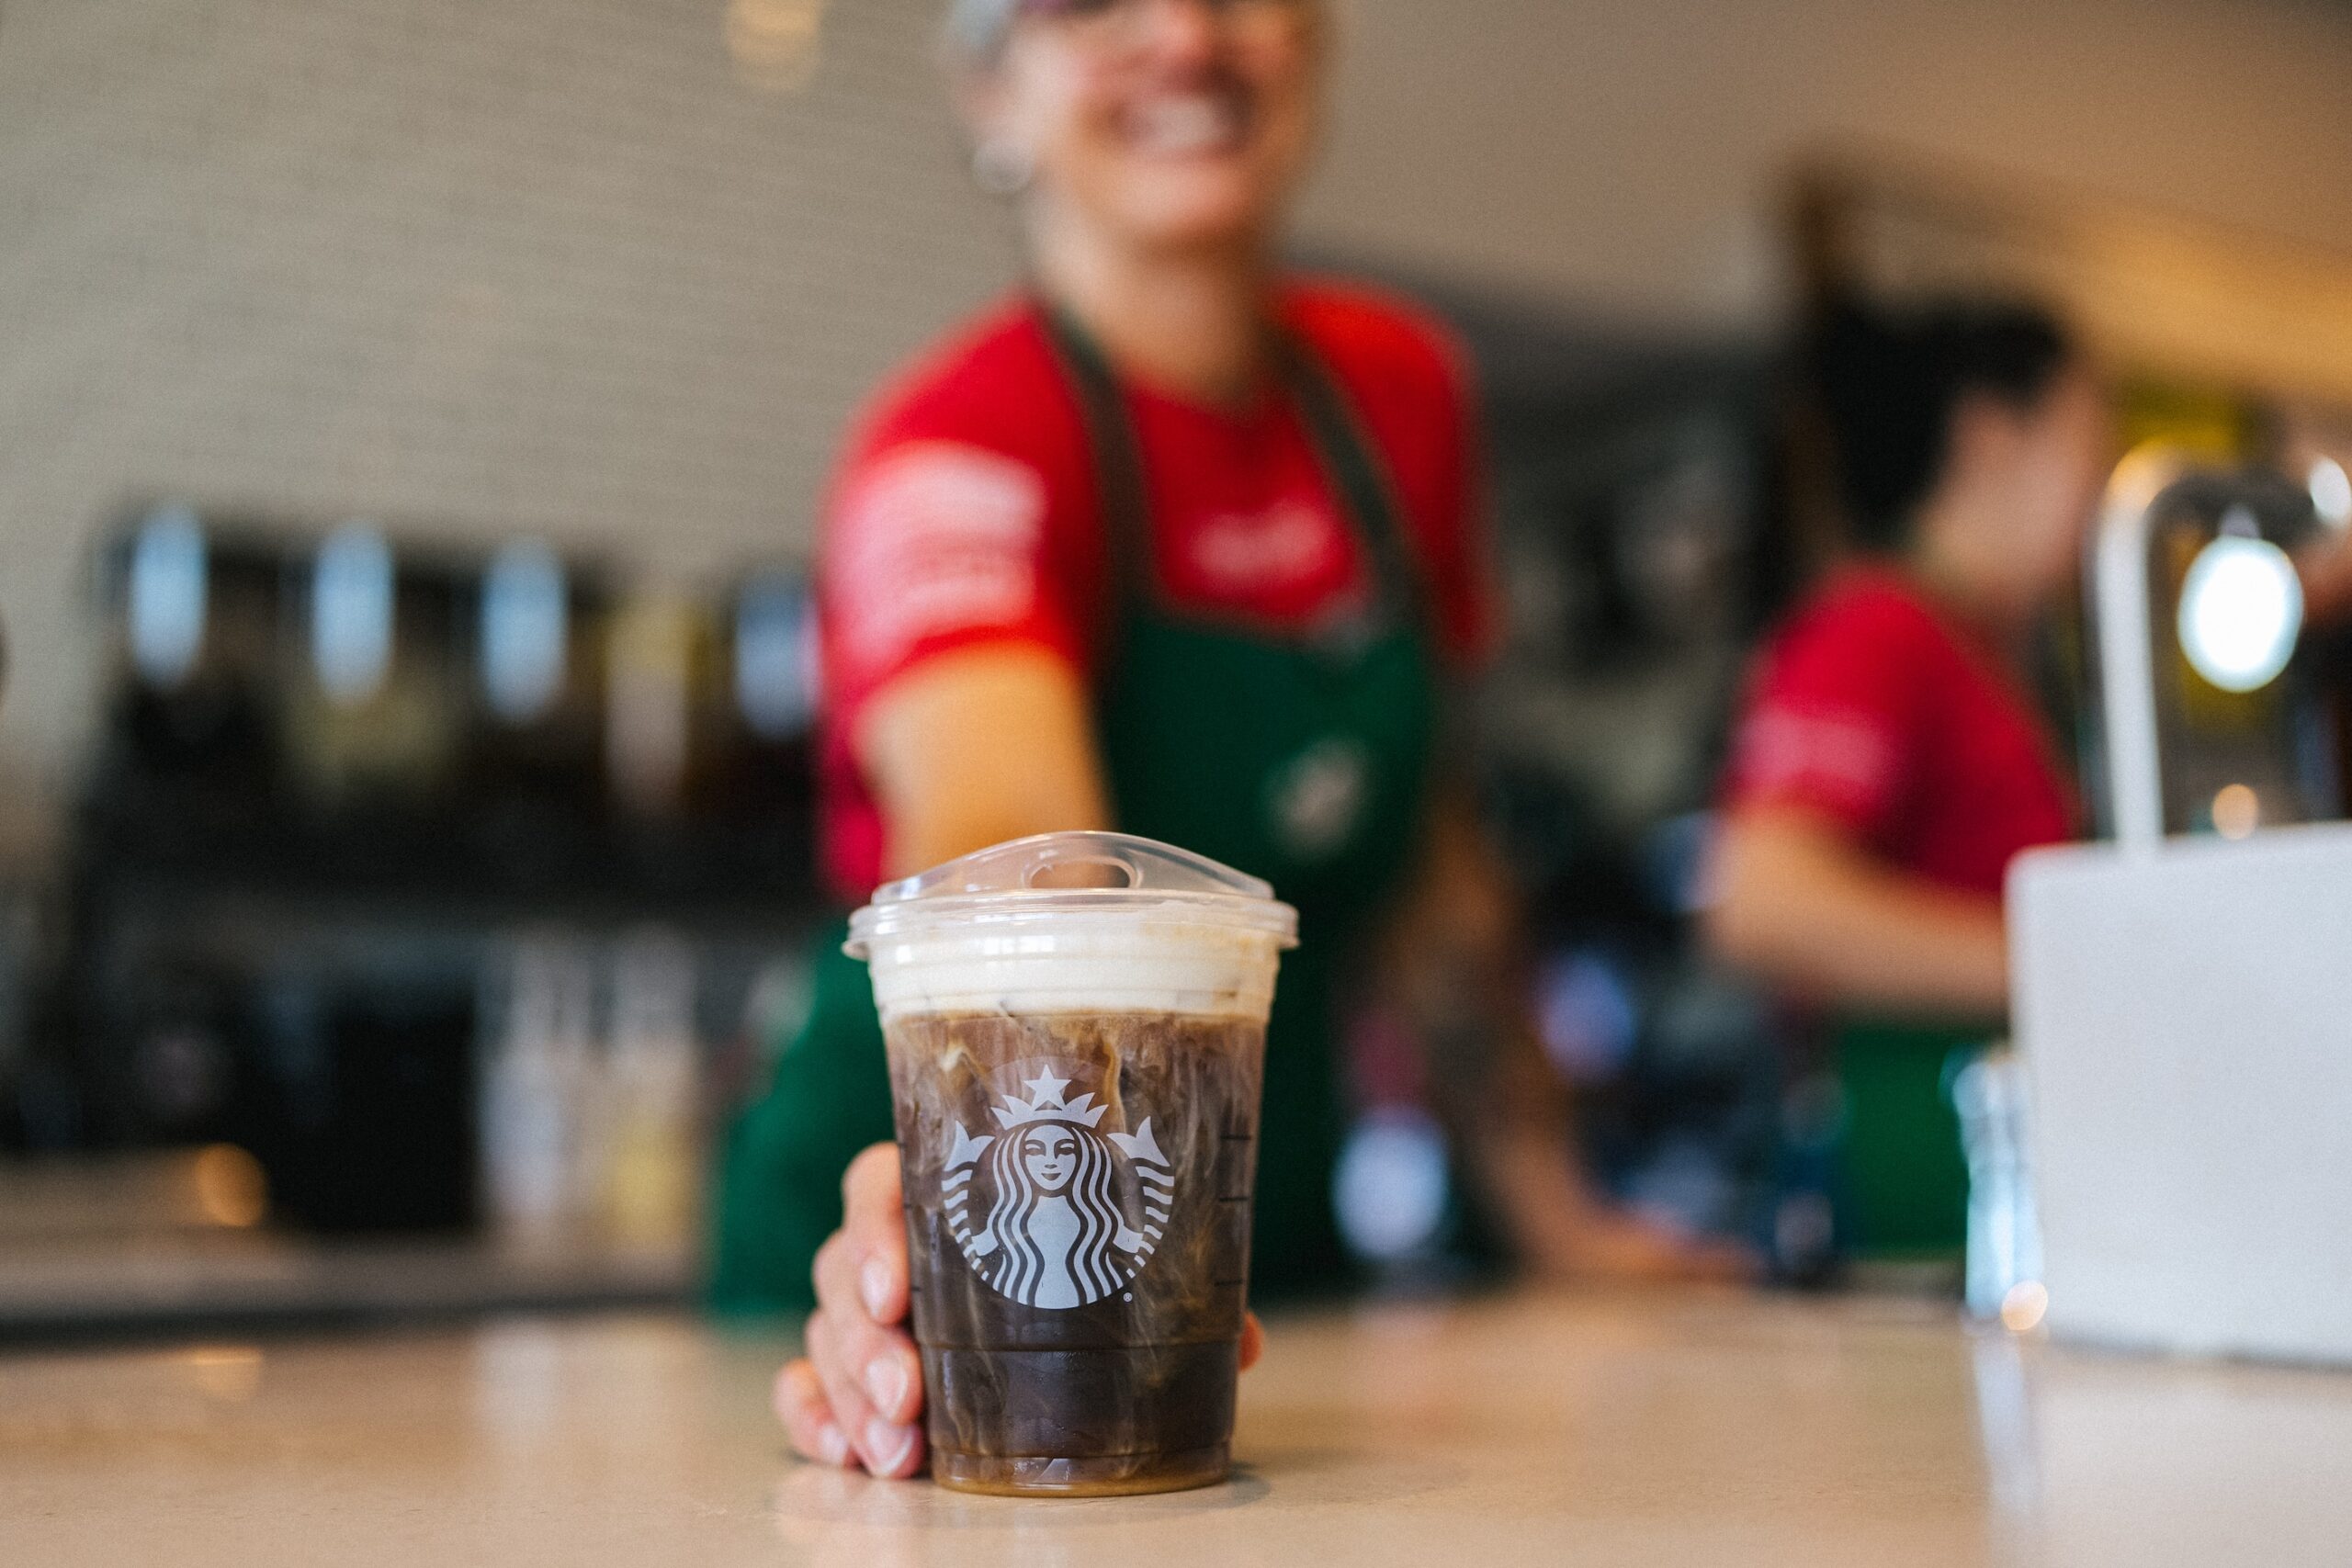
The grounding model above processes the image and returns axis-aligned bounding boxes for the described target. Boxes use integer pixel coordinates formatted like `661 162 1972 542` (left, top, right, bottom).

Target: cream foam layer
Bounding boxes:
861 913 1284 1021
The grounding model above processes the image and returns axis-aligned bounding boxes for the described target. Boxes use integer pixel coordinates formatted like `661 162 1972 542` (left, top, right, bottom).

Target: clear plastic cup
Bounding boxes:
846 831 1297 1496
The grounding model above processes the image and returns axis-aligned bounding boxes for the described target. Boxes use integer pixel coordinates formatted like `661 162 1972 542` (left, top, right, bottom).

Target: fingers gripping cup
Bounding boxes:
847 832 1296 1496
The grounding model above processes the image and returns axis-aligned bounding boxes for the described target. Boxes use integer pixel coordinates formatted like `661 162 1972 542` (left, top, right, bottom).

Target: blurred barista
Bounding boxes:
1704 299 2110 1250
717 0 1743 1482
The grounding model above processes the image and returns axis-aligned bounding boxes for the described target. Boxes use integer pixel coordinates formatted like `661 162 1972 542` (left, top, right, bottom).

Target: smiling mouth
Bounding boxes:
1121 85 1253 156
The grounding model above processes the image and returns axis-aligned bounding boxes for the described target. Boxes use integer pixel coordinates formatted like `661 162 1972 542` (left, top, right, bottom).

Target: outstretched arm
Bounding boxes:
856 643 1114 877
1376 793 1750 1282
776 644 1266 1477
1704 802 2008 1018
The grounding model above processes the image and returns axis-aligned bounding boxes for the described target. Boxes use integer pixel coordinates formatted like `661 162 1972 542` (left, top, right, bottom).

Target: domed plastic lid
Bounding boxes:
845 831 1297 954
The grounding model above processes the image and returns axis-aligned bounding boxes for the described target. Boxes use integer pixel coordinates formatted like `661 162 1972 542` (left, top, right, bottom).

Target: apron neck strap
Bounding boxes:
1038 299 1425 633
1039 303 1153 614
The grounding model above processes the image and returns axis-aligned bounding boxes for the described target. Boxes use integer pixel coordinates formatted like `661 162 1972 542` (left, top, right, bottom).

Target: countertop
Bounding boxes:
6 1291 2350 1567
0 1155 692 1341
0 1233 691 1342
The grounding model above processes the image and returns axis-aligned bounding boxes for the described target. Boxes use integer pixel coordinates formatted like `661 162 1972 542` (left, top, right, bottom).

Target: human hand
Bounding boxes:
774 1142 1265 1478
773 1144 925 1477
1539 1201 1757 1285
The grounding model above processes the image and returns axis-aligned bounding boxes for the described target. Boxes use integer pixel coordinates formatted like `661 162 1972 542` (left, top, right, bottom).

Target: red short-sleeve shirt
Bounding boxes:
815 281 1497 900
1721 567 2075 898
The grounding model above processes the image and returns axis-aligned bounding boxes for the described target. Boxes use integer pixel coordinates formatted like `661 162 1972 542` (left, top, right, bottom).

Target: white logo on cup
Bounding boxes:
943 1066 1172 1310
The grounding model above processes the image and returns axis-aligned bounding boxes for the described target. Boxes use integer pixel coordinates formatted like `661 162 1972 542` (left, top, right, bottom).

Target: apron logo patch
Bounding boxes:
942 1066 1173 1310
1267 736 1371 861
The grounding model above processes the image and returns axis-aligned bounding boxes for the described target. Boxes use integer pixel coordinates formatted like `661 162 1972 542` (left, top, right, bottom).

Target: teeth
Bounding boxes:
1131 96 1239 153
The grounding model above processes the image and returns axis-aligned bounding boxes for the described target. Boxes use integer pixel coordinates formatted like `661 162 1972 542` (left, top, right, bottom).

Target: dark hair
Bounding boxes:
1807 295 2076 548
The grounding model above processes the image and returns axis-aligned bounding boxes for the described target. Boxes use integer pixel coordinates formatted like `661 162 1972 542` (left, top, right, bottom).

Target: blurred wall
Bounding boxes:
4 0 2351 840
1312 0 2352 330
0 0 1019 840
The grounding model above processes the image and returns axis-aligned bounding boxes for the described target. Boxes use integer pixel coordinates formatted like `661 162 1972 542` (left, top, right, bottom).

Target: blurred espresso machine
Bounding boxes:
2086 449 2341 840
31 505 825 1242
2012 451 2352 1366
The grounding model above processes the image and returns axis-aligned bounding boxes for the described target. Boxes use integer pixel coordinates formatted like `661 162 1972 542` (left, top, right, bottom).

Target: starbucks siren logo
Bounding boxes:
943 1066 1173 1310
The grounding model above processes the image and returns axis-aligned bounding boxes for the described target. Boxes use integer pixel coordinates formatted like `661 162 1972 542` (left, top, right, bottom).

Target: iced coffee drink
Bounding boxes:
847 833 1296 1497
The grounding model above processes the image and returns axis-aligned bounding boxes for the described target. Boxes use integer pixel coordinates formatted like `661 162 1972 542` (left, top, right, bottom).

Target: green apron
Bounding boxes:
1833 1017 1992 1260
710 305 1441 1313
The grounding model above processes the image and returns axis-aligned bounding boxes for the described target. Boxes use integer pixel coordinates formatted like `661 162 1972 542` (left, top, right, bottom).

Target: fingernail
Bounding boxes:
860 1258 891 1318
865 1356 908 1416
865 1417 914 1475
816 1424 850 1466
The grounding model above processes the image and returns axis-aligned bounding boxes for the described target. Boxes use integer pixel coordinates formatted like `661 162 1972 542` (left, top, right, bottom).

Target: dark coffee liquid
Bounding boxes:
884 1010 1264 1496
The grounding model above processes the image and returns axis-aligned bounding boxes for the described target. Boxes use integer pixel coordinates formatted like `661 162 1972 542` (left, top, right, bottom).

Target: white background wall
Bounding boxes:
4 0 2350 839
1313 0 2352 329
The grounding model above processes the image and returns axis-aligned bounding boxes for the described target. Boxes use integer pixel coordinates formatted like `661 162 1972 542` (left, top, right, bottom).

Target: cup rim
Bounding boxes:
846 831 1299 956
847 889 1300 955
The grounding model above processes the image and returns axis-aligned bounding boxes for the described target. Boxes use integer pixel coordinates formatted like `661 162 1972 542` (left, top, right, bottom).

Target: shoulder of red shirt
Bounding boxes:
1770 562 1953 650
821 278 1493 682
1278 275 1496 663
834 279 1472 477
1279 274 1474 412
832 296 1087 478
1727 561 2077 895
1723 562 1962 830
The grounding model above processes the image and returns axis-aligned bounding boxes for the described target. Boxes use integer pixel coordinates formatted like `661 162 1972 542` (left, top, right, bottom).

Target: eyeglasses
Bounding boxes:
1017 0 1309 44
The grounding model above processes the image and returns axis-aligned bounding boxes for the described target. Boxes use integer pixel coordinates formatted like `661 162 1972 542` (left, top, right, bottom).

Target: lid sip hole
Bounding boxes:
1024 854 1137 891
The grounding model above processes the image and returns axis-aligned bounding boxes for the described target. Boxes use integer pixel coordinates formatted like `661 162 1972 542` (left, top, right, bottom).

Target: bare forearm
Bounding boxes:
1707 811 2009 1018
1381 797 1605 1224
1377 796 1747 1280
1468 1112 1581 1235
856 646 1114 879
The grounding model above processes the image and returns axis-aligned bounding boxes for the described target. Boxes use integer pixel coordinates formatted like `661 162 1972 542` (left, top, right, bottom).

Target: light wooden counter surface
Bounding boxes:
6 1291 2348 1566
